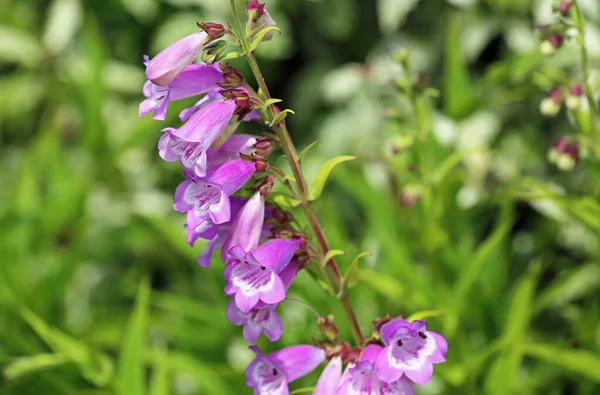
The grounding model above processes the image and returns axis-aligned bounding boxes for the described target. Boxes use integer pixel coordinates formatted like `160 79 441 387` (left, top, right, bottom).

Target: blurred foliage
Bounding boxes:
1 0 600 394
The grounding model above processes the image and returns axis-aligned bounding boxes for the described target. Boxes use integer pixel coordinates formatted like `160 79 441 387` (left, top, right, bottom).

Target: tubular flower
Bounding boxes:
173 159 256 224
375 319 448 385
145 32 208 86
245 345 325 395
140 64 224 120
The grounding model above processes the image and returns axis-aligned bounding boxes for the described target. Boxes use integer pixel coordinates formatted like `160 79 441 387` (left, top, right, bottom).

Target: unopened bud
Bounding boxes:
317 315 338 342
246 0 277 41
566 83 583 110
259 175 274 196
559 0 573 16
540 34 563 56
254 156 269 173
540 88 562 117
197 22 225 41
201 41 228 64
548 137 579 171
219 67 245 88
254 138 275 156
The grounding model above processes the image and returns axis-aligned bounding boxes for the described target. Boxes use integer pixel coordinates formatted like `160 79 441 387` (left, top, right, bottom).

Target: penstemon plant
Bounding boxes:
139 0 448 393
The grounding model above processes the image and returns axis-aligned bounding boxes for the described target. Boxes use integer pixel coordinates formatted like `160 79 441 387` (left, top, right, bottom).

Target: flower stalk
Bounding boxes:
230 0 365 346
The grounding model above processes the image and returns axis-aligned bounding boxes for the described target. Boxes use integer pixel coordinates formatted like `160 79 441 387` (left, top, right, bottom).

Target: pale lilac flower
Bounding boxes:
221 192 266 263
139 64 223 120
224 237 299 312
245 345 325 395
145 32 208 86
159 132 257 179
225 263 297 342
375 319 447 385
184 197 247 268
338 345 415 395
173 159 255 224
314 356 343 395
179 88 223 122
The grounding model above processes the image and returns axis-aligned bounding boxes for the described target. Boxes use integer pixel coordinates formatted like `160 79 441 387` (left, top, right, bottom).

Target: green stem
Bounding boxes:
241 38 365 346
573 0 598 138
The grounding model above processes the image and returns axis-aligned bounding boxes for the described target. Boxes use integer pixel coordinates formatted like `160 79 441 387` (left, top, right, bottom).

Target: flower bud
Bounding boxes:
246 0 277 41
200 40 228 64
559 0 573 16
197 22 225 41
548 137 580 171
317 315 338 342
219 64 245 88
254 156 269 173
540 34 563 56
145 32 208 86
540 88 562 117
566 83 583 110
259 175 274 196
254 137 276 156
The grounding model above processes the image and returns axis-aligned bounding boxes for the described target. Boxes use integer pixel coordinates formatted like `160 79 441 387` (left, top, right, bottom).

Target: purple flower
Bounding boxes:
375 319 447 385
225 263 297 342
139 64 224 120
314 356 343 395
159 132 257 179
245 345 325 395
221 192 266 262
145 32 208 86
224 237 299 312
337 345 415 395
173 159 255 224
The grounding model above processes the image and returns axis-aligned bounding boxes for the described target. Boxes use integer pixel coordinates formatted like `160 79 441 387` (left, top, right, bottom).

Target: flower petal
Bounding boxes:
404 360 433 386
314 356 342 395
249 238 300 272
380 319 411 345
208 190 231 224
360 344 383 364
172 100 237 144
375 348 404 383
269 345 325 383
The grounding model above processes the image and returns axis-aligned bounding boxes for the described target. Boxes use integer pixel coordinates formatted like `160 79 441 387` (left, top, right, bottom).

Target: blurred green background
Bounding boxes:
2 0 600 393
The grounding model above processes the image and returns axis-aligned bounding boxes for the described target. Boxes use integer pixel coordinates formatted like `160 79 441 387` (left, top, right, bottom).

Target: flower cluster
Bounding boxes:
315 319 447 394
140 1 448 393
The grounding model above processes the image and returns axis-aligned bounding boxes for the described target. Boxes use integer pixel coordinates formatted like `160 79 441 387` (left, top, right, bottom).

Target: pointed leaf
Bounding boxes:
406 310 444 322
269 109 295 127
308 156 356 201
323 250 345 266
4 353 70 380
250 26 282 51
344 252 372 289
117 278 151 395
523 343 600 383
299 140 319 163
265 98 283 106
20 308 114 386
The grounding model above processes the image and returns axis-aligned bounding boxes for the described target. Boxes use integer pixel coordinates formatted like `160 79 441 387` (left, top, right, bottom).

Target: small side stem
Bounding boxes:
573 1 598 138
244 51 365 346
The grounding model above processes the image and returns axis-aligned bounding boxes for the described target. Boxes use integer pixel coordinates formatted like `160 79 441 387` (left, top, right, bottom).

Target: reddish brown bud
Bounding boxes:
259 175 274 196
569 83 583 97
559 0 573 15
317 315 339 342
246 0 266 18
219 65 245 88
254 138 276 156
373 313 392 333
197 22 225 41
254 156 269 173
547 34 564 49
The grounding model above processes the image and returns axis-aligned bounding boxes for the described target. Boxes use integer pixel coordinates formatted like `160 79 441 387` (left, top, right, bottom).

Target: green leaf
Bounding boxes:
20 308 114 386
290 388 315 394
444 11 475 119
4 353 70 380
523 343 600 383
323 249 345 265
298 140 319 163
308 156 356 201
534 263 600 314
359 270 404 300
344 252 372 290
117 278 151 395
219 51 243 61
271 192 301 208
149 345 170 395
430 147 481 186
250 26 281 51
406 310 444 322
264 98 283 106
269 109 295 127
